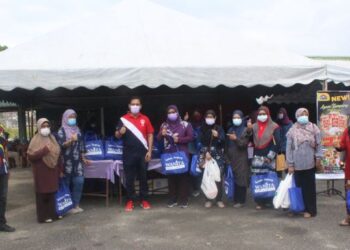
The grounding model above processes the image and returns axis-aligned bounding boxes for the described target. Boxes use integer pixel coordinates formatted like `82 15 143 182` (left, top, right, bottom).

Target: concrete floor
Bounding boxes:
0 168 349 250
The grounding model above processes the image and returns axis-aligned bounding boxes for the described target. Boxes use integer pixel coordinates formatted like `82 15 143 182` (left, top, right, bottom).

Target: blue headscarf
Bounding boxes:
229 110 246 137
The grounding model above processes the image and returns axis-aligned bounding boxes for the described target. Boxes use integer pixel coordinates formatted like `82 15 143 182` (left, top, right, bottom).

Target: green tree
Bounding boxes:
0 44 8 52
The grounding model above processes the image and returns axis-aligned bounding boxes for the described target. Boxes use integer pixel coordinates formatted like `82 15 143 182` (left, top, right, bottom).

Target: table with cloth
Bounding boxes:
84 159 163 206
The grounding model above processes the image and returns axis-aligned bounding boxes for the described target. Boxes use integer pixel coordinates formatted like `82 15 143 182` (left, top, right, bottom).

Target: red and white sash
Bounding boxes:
120 117 148 150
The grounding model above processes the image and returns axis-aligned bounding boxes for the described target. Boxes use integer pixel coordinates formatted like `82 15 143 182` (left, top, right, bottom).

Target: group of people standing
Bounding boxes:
115 96 326 220
1 95 350 232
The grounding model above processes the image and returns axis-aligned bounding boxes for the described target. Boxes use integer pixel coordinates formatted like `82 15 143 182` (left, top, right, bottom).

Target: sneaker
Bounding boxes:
179 203 188 209
0 224 16 233
233 203 244 208
68 208 80 214
167 201 178 208
217 201 225 208
58 216 63 220
192 190 200 197
125 200 134 212
75 207 84 213
140 200 151 210
204 201 212 208
45 219 53 223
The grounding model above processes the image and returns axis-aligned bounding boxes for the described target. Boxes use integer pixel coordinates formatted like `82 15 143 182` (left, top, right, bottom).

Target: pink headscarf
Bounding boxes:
61 109 80 139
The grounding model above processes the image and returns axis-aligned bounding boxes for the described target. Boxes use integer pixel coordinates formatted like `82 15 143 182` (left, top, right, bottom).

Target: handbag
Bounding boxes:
251 171 279 199
104 137 123 160
276 154 286 172
161 146 189 175
190 154 202 176
55 179 74 216
288 176 305 213
224 165 234 201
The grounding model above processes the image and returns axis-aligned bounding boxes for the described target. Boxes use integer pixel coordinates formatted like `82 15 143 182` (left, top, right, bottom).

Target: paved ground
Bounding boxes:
0 168 349 250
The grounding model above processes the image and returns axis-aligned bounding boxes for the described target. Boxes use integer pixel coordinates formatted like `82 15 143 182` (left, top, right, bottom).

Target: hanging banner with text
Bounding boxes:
317 91 349 174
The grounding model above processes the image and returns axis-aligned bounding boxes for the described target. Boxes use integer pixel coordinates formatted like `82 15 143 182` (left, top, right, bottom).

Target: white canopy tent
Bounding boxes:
0 0 341 91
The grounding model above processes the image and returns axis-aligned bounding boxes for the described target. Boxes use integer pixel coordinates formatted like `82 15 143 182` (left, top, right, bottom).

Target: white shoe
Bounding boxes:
204 201 212 208
233 203 244 208
75 207 84 213
69 208 81 214
216 201 225 208
45 219 53 223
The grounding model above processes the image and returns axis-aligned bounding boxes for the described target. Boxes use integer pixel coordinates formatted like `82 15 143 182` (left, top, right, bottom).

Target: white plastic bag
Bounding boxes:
273 173 293 209
201 159 221 199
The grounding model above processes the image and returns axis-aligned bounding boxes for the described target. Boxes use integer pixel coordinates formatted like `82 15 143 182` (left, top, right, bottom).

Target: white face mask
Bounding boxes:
257 115 268 123
278 113 284 120
232 118 242 126
40 127 51 137
205 118 216 126
129 105 141 114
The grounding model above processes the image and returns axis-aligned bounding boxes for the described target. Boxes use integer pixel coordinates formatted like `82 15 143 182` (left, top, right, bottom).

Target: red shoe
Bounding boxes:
125 201 134 212
140 200 151 210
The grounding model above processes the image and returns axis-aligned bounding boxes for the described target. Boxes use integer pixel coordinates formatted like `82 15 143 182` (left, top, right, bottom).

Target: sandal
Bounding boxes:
339 218 350 226
303 212 312 218
255 205 262 210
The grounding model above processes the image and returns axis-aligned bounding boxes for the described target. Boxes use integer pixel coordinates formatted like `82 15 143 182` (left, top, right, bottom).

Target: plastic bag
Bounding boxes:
273 173 293 209
201 159 221 199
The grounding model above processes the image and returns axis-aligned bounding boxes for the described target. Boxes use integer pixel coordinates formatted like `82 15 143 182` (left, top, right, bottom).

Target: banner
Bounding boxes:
317 91 348 173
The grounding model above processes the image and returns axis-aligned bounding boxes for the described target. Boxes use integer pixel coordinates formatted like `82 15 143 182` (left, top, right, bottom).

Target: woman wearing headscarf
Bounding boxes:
57 109 87 214
335 123 350 225
252 106 281 210
27 118 62 223
198 110 226 208
275 107 293 177
286 108 322 218
226 110 253 208
158 105 193 208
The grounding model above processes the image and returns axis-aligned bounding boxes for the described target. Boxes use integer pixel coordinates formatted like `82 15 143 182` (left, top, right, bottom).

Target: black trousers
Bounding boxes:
294 168 317 216
123 153 148 202
168 174 190 205
0 174 8 225
35 192 57 223
234 184 247 204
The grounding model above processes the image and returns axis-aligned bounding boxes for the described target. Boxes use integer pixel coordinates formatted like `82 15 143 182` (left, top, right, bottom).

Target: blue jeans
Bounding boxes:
64 175 84 207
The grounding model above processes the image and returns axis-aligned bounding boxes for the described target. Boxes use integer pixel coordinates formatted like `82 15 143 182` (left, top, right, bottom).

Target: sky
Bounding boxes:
0 0 349 56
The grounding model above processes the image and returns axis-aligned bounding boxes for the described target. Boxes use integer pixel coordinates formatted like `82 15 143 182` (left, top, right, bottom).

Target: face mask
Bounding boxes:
67 118 76 126
257 115 268 123
130 105 141 114
297 115 309 125
167 113 178 121
233 118 242 126
40 127 51 137
278 114 284 120
205 118 215 126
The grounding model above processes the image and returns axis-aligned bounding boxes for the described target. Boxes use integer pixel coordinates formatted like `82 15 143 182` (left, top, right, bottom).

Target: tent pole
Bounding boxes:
322 80 328 91
17 105 27 143
100 107 105 137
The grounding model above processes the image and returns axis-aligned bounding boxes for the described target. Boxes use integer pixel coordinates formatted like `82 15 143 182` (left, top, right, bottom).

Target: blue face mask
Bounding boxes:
67 118 77 126
232 118 242 126
297 115 309 125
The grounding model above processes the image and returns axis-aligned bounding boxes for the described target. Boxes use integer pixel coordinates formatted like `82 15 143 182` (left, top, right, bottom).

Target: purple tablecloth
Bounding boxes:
84 160 119 184
84 159 162 184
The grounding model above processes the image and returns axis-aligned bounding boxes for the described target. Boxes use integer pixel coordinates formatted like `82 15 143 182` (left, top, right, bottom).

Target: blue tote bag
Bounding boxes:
161 148 189 175
289 176 305 213
104 137 123 160
224 166 235 201
251 171 279 199
84 133 105 161
190 154 202 177
55 179 74 216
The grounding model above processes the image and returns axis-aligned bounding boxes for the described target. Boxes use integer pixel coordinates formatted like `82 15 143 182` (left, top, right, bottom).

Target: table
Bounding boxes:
84 160 119 207
316 172 345 199
84 159 163 206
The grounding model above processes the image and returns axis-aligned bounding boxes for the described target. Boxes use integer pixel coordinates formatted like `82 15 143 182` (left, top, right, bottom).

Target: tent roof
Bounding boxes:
0 0 336 91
